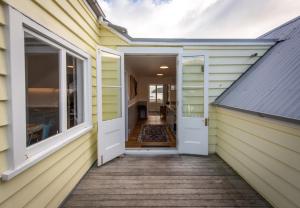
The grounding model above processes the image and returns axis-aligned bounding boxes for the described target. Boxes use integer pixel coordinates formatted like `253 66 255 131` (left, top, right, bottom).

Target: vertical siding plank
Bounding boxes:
0 26 5 49
0 126 8 151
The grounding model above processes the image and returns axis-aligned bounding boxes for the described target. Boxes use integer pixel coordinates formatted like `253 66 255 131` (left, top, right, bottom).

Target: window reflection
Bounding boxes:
66 54 84 129
25 32 60 146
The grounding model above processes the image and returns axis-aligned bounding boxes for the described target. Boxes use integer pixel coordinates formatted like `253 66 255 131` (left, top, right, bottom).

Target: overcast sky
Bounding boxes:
98 0 300 38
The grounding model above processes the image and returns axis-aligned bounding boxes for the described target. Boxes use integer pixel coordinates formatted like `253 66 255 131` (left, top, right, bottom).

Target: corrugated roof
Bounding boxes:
214 16 300 123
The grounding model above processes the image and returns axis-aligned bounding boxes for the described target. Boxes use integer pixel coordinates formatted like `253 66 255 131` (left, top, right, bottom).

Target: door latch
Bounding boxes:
205 118 209 126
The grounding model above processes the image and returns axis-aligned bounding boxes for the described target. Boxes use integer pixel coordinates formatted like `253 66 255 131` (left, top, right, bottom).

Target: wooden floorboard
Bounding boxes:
62 155 272 207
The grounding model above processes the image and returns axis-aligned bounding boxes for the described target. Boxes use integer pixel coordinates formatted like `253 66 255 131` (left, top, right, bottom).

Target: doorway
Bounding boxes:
97 47 209 166
125 55 177 148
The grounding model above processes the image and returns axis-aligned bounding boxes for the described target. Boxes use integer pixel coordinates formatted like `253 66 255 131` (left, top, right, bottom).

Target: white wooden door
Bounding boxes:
97 47 125 165
177 53 208 155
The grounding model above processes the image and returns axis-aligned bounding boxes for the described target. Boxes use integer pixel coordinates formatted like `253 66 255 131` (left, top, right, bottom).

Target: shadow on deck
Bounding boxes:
62 154 271 207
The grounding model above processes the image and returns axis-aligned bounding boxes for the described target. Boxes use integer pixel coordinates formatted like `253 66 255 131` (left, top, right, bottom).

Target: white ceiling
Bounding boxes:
125 55 176 77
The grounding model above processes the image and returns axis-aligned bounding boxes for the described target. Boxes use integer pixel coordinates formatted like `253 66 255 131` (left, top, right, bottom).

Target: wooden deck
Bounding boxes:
62 155 271 208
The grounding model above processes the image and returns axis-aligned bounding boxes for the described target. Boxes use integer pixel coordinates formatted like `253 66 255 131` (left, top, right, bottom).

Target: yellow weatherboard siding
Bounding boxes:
0 1 8 175
0 0 98 207
216 107 300 208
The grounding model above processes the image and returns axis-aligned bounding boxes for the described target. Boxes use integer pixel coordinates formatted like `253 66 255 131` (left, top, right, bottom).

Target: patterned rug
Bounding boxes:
138 124 168 143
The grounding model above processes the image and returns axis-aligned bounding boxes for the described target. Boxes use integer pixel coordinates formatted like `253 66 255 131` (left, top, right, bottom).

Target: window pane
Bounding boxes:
66 54 84 129
156 85 163 104
101 52 121 121
182 56 205 117
149 85 156 103
25 32 60 146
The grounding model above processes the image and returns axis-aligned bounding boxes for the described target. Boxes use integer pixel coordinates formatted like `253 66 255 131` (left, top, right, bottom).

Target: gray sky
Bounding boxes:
99 0 300 38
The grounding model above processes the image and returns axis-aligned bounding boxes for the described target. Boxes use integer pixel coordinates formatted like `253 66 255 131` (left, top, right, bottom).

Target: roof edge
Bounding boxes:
86 0 106 18
258 15 300 38
213 41 278 105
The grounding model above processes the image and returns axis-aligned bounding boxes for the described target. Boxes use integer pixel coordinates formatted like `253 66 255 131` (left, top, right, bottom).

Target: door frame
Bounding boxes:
96 46 125 165
115 47 209 154
118 47 182 152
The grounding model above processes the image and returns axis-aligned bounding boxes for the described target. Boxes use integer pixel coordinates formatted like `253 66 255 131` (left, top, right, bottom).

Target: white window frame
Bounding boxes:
149 84 164 104
2 7 92 180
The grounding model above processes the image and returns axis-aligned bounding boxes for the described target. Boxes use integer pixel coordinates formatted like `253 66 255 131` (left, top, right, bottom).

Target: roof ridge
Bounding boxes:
258 15 300 38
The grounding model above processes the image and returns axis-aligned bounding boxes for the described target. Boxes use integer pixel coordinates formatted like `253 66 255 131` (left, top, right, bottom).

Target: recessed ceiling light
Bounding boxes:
157 73 164 76
160 65 168 69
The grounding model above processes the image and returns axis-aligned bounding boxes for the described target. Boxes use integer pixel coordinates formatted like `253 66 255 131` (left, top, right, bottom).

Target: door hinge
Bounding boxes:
205 118 209 126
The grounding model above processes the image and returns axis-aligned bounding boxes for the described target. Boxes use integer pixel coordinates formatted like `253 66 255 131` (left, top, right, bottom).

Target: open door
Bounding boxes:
177 53 208 155
97 47 125 165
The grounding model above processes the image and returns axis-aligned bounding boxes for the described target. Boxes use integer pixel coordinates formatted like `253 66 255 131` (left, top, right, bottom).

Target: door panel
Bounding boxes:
178 54 208 155
97 47 125 165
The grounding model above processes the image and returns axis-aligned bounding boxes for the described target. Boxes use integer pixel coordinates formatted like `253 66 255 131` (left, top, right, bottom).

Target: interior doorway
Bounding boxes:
125 55 177 148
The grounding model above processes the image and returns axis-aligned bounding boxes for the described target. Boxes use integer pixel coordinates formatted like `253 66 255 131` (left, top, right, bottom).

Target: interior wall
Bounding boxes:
126 65 139 135
137 76 176 104
125 56 176 134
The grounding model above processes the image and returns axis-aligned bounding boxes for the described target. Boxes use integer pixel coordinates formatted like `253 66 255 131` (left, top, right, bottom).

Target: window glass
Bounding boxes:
149 85 156 103
156 84 163 104
182 56 205 117
66 54 84 128
101 52 121 121
149 84 164 103
25 32 60 146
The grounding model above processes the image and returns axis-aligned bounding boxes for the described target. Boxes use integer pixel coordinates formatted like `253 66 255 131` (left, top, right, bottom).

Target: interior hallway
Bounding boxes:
126 115 176 148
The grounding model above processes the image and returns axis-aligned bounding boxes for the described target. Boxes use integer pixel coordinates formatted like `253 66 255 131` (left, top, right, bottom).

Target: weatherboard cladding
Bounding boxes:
214 16 300 122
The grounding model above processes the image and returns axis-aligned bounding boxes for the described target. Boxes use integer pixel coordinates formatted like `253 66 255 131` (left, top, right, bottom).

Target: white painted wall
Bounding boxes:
137 76 176 112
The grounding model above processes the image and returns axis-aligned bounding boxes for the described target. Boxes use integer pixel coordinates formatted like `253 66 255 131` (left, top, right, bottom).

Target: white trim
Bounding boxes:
120 46 182 152
125 148 179 155
60 49 67 133
96 47 103 166
1 126 93 181
3 7 92 180
176 53 183 153
6 6 27 169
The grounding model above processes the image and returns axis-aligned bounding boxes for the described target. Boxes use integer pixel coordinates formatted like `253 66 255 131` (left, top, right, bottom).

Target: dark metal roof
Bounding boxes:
214 16 300 123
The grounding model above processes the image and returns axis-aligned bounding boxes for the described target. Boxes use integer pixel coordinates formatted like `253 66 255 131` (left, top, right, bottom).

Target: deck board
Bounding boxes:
62 155 272 207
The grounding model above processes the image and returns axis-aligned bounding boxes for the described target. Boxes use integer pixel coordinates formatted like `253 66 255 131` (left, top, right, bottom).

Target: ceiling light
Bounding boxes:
157 73 164 76
160 65 168 69
67 65 74 68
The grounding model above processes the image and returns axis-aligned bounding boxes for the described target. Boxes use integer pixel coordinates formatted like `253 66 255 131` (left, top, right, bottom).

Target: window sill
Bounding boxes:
1 125 93 181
